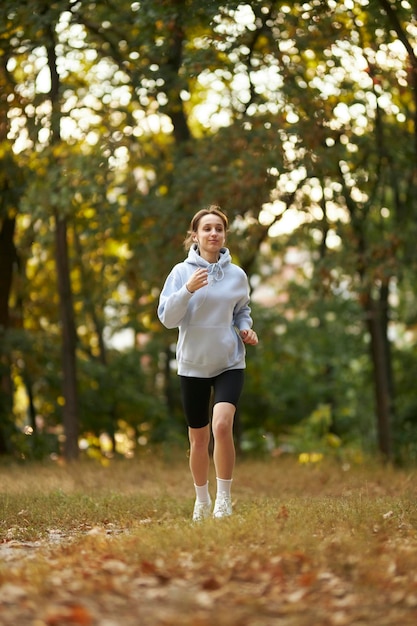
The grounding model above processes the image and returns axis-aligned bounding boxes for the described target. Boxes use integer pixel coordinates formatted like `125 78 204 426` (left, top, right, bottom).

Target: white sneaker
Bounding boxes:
213 495 232 518
192 497 212 522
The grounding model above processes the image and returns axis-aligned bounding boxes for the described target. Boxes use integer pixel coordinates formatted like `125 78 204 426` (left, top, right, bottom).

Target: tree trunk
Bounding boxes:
0 217 15 331
364 286 393 461
0 217 17 454
54 216 79 459
339 159 395 462
46 27 80 460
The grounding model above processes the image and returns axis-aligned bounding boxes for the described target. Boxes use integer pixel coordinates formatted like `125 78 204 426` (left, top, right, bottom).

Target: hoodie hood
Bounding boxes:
185 243 231 284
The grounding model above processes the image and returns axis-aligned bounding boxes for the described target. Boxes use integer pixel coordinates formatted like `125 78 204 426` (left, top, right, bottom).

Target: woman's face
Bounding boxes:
195 214 226 260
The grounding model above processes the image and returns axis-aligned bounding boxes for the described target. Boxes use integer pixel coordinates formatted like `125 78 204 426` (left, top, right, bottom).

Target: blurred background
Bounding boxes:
0 0 416 464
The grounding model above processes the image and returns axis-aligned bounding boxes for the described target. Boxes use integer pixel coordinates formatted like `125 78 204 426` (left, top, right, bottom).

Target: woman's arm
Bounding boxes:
157 267 192 329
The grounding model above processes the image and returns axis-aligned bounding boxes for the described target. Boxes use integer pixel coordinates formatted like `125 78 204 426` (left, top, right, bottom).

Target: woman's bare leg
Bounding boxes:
212 402 236 480
188 424 210 486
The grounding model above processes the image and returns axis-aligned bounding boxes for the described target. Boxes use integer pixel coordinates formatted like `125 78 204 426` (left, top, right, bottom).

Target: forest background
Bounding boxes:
0 0 416 465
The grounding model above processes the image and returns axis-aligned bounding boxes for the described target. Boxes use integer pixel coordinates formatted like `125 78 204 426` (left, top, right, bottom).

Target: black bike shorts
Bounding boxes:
179 369 245 429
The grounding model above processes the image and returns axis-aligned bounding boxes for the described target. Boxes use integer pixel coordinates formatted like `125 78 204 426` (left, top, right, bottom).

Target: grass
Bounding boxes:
1 454 417 625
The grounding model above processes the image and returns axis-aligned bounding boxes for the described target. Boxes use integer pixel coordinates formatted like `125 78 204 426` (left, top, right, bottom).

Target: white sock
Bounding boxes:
194 482 210 503
216 477 232 498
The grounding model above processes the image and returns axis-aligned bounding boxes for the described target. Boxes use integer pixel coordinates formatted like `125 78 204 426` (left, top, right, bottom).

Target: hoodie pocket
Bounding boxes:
180 325 239 369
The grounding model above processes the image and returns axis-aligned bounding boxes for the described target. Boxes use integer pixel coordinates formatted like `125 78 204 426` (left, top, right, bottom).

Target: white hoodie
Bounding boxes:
158 244 253 378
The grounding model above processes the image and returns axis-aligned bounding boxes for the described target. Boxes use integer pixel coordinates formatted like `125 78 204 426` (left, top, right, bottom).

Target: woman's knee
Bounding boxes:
212 403 235 439
189 425 210 449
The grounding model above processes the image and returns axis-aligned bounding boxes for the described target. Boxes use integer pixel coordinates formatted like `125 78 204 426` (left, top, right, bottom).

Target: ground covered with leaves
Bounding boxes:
1 454 417 625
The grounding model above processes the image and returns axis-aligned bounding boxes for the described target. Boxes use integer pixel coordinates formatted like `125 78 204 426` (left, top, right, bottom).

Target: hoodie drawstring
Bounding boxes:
207 262 224 284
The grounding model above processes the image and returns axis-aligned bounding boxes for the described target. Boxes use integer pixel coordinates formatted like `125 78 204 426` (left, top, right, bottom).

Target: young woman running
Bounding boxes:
158 206 258 521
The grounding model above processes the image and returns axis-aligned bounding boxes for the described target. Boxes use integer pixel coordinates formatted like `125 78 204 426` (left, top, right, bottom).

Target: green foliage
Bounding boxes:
0 0 416 462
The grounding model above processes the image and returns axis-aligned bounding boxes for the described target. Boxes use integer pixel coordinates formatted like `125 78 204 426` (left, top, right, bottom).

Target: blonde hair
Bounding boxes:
183 205 228 250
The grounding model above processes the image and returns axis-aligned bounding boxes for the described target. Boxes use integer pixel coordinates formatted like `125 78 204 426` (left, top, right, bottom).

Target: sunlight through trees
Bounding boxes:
0 0 416 463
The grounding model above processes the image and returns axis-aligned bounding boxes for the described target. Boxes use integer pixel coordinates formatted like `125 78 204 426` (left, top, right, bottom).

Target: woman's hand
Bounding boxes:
186 268 209 293
240 329 258 345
